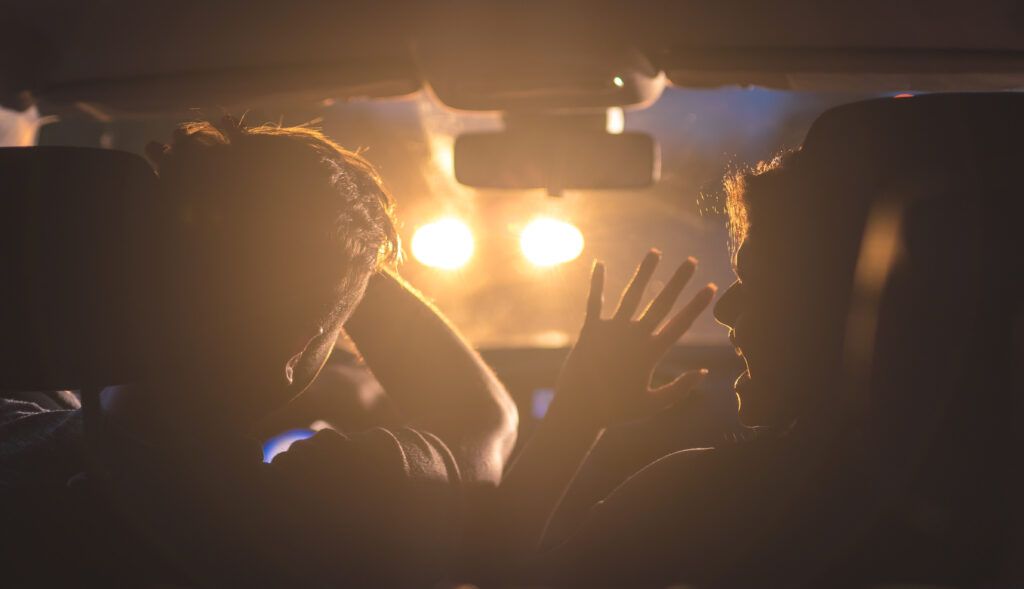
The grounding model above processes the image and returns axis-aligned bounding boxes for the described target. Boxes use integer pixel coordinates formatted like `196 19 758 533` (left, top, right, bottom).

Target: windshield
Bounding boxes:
38 87 879 348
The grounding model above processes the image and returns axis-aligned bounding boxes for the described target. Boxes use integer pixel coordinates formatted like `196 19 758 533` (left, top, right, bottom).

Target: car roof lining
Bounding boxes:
3 0 1022 117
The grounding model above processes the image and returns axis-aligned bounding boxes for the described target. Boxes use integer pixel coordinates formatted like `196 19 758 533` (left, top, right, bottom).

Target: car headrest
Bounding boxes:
812 94 1023 428
0 147 162 392
806 96 1024 567
801 92 1023 191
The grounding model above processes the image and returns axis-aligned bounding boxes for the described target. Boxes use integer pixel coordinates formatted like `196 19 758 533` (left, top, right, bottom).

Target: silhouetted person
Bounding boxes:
1 118 517 587
488 94 1022 586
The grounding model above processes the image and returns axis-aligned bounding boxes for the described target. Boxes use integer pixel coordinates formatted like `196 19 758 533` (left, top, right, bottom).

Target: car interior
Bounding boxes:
1 0 1022 586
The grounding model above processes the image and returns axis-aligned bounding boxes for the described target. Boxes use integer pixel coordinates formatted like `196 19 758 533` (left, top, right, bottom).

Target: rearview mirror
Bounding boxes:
453 131 660 193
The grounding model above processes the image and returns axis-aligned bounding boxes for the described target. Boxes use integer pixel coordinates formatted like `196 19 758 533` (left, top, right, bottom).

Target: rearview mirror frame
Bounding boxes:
454 130 660 194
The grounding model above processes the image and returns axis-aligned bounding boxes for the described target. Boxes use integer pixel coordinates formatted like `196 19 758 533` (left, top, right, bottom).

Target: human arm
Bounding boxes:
342 270 518 485
542 386 750 547
481 251 717 570
531 445 753 587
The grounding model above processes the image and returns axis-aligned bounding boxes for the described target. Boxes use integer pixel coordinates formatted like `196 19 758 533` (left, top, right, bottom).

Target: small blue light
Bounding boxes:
262 428 316 463
532 388 556 419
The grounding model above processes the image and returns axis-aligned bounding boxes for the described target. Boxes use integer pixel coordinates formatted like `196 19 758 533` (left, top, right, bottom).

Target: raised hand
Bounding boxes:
552 250 717 429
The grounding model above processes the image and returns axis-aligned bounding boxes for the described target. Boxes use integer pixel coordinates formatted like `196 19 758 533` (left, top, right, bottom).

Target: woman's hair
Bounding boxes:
724 152 790 262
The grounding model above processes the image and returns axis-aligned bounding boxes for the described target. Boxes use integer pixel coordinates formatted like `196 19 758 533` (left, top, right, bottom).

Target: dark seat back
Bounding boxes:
798 93 1023 582
0 146 161 391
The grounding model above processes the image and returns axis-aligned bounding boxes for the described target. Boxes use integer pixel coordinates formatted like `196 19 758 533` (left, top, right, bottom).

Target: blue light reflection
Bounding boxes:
262 428 315 463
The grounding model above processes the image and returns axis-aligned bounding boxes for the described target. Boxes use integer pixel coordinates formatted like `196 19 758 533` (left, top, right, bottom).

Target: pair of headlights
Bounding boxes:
411 218 585 269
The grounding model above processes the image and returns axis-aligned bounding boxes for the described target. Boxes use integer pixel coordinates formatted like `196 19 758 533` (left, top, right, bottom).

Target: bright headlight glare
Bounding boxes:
520 218 584 267
411 218 474 269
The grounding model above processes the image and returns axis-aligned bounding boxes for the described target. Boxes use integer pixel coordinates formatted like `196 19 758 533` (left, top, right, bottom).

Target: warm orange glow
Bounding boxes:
894 93 914 98
412 219 474 269
520 219 584 266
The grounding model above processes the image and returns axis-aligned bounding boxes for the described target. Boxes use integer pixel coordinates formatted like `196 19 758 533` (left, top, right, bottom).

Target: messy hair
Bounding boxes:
148 116 400 334
153 116 399 265
723 149 799 262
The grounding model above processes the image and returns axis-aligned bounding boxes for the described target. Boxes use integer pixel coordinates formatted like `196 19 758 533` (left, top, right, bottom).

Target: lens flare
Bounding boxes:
412 219 474 269
520 218 584 266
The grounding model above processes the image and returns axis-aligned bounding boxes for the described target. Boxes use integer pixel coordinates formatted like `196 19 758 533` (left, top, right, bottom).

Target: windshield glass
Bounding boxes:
39 87 879 348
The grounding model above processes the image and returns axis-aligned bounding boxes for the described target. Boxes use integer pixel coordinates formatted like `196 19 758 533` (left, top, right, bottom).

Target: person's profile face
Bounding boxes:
713 238 778 426
713 231 833 427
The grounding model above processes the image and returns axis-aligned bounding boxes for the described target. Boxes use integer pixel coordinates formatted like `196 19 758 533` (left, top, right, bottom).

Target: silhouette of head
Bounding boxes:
145 117 399 418
714 94 1022 431
713 147 865 428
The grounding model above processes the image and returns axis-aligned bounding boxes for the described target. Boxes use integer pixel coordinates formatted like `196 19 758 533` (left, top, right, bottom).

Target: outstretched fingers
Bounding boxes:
638 257 697 331
654 283 717 350
585 260 606 324
613 250 661 321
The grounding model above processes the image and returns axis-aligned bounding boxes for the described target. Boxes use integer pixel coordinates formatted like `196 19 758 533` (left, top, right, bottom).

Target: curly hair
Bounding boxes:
147 116 400 337
723 146 877 278
723 150 799 263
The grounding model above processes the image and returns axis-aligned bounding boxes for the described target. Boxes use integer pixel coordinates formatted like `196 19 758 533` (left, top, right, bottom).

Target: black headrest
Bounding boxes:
812 97 1023 572
0 147 161 391
801 92 1023 190
807 94 1023 444
799 93 1022 292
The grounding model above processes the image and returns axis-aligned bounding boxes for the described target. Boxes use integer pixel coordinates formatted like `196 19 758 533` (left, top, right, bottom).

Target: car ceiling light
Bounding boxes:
521 218 584 267
606 107 625 134
411 218 474 269
613 76 625 88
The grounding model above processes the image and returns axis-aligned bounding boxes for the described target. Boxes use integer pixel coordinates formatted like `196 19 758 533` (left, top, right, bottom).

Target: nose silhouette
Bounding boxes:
713 280 742 328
